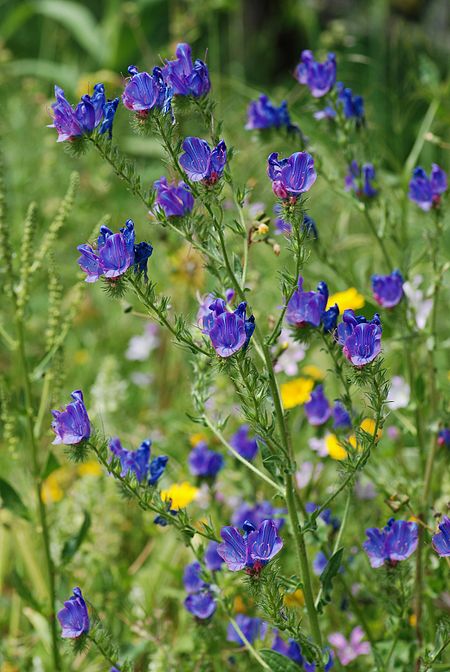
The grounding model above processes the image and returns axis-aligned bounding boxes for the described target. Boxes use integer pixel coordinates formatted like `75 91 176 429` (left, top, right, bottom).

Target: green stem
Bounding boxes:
228 616 270 670
15 316 60 671
203 414 284 495
88 633 119 667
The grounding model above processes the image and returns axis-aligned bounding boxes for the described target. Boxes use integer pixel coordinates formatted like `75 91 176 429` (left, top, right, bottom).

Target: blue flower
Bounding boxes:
246 94 297 132
363 518 418 568
432 516 450 557
49 84 119 143
204 541 224 571
230 425 259 461
183 562 207 594
122 66 172 115
227 615 267 645
268 152 317 199
314 106 337 121
305 385 331 426
77 219 153 283
313 551 329 576
153 177 194 217
345 161 377 198
188 441 224 478
51 390 91 446
272 632 334 670
409 164 447 211
109 437 168 485
232 501 285 531
286 276 338 331
274 209 318 239
337 83 365 123
57 587 90 638
332 402 352 431
371 270 404 309
162 43 211 97
179 137 227 184
337 309 382 367
184 589 217 619
295 50 336 97
203 299 255 358
217 519 283 573
438 428 450 448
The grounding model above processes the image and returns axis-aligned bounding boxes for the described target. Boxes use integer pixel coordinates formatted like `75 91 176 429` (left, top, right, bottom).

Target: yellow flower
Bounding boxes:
160 482 199 510
409 613 417 628
42 467 72 503
325 434 348 461
284 589 305 608
189 433 208 446
360 418 382 441
327 288 365 312
233 596 247 613
280 378 314 410
76 70 122 98
170 245 204 289
77 461 102 477
302 365 325 381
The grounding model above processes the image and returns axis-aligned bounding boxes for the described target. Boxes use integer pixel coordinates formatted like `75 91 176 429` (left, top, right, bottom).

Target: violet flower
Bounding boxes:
57 587 90 638
188 441 224 478
51 390 91 445
204 541 224 571
345 161 377 198
202 299 255 358
179 137 227 184
232 501 285 531
162 43 210 97
109 437 168 485
337 309 382 367
363 518 418 568
332 402 352 430
77 219 153 283
122 66 172 115
438 428 450 448
230 425 259 461
183 562 207 594
337 83 364 123
184 590 217 619
227 615 267 645
267 151 317 199
49 83 119 142
305 385 331 426
217 519 283 573
432 517 450 557
328 626 371 666
295 50 336 97
371 270 404 308
286 276 338 332
153 177 194 217
246 94 297 133
409 164 447 211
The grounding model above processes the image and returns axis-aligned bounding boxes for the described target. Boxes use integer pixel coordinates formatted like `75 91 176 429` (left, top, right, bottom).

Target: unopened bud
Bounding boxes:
273 243 281 256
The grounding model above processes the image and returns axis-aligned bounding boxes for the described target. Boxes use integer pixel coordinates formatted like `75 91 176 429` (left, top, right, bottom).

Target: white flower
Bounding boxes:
274 328 307 375
403 275 433 331
125 323 160 361
387 375 410 410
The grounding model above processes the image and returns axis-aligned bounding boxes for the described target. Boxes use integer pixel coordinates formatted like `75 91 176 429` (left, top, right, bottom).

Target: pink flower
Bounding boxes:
329 626 371 666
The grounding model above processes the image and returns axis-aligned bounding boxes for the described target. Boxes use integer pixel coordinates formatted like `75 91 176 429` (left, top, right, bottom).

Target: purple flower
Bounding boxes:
329 626 370 666
162 43 210 97
217 519 283 573
232 501 285 531
286 276 338 332
246 95 297 133
332 402 352 430
77 219 153 283
345 161 377 198
371 270 404 308
313 551 329 576
432 516 450 557
305 385 331 426
274 209 318 239
204 541 224 571
153 177 194 217
122 66 172 115
272 631 304 665
337 310 382 367
438 428 450 448
337 83 365 123
179 137 227 184
267 152 317 199
109 437 168 485
227 615 266 645
314 106 337 121
230 425 259 461
183 562 207 593
363 518 418 568
184 589 217 619
409 164 447 211
57 587 90 638
203 299 255 358
295 50 336 97
51 390 91 445
188 441 224 478
49 84 119 143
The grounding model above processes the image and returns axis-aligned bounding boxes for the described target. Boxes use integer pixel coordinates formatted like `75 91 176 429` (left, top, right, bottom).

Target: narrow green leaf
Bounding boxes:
318 547 344 610
0 478 31 521
60 511 91 564
260 649 302 671
41 451 60 481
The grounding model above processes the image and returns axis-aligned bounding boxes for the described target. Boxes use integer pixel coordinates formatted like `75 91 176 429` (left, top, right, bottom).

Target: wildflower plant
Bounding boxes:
0 31 449 672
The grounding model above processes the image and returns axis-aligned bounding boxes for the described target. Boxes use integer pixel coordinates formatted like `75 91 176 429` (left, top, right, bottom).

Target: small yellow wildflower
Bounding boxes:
409 613 417 628
360 418 382 441
42 469 69 503
189 433 208 446
170 245 204 289
408 515 420 524
233 596 247 613
326 434 348 461
160 482 199 510
302 365 325 381
280 378 314 410
77 461 102 477
257 223 269 235
327 287 365 312
284 589 305 608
